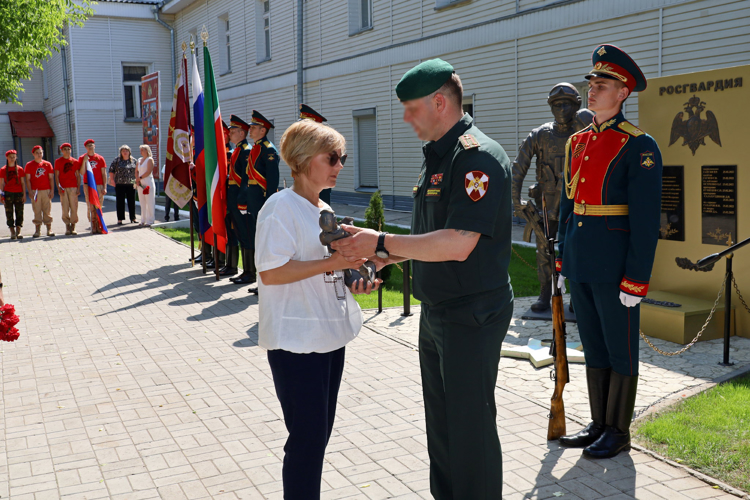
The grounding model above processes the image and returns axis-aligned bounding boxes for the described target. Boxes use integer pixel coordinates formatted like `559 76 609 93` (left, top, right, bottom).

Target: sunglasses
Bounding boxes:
329 152 347 166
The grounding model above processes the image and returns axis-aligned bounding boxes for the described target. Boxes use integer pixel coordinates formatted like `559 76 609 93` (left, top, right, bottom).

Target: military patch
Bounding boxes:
640 151 655 169
458 134 480 150
618 121 645 137
268 154 275 161
573 143 585 159
465 171 489 202
426 188 441 197
430 173 443 186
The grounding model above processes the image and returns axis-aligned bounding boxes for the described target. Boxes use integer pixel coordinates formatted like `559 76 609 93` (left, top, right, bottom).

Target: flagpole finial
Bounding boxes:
181 41 187 52
201 25 209 46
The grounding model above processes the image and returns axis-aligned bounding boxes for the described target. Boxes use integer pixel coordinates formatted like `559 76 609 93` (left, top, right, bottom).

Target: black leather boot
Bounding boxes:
232 248 256 285
584 371 638 458
559 367 611 447
531 282 552 312
219 246 239 276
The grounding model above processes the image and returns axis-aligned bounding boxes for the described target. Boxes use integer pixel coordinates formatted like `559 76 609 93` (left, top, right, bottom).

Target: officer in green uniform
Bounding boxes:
219 119 239 276
556 44 662 458
235 110 280 288
299 104 333 205
331 59 514 500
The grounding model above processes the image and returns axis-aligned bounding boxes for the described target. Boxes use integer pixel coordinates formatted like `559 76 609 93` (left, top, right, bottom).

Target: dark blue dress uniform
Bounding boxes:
397 59 514 500
234 110 280 285
556 44 662 459
219 119 240 276
299 104 331 205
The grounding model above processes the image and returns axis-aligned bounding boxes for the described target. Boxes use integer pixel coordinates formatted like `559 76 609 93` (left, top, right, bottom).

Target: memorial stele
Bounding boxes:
639 64 749 341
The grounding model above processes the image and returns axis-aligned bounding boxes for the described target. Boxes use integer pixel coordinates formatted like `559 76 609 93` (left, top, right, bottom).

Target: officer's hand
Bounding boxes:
349 277 382 295
556 275 566 294
330 225 379 261
619 292 642 308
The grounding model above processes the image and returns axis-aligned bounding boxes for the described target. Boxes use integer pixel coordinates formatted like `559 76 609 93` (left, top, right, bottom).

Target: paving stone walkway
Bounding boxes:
0 199 746 499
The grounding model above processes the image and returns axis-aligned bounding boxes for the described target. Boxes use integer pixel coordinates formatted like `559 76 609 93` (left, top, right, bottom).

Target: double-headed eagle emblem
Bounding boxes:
669 95 721 156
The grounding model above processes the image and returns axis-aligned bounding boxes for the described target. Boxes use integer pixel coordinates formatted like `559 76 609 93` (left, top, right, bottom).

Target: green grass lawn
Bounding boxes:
634 374 750 493
153 225 540 308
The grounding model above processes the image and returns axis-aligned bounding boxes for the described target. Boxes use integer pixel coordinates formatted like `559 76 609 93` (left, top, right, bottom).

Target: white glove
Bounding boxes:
620 292 642 308
239 209 248 215
556 275 566 294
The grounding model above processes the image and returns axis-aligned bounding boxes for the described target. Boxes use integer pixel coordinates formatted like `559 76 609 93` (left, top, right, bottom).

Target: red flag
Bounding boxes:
164 55 192 208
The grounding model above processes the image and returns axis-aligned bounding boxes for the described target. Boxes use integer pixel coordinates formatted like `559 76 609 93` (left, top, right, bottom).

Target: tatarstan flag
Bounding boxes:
202 45 227 253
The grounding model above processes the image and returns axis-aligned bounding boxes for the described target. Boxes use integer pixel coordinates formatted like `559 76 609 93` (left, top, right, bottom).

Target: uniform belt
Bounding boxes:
573 203 629 216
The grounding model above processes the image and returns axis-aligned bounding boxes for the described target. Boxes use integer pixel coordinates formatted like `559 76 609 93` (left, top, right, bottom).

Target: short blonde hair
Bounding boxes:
279 120 345 177
139 144 152 157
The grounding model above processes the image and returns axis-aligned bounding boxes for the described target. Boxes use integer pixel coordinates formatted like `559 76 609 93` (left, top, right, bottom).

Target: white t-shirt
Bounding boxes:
255 188 362 354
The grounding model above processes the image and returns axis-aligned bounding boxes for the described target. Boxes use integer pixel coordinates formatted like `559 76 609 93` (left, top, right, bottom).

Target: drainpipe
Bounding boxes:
297 0 303 107
153 4 176 86
60 36 73 146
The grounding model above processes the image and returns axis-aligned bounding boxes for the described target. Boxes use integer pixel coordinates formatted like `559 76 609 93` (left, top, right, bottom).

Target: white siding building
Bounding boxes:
1 0 175 169
160 0 750 209
4 0 748 207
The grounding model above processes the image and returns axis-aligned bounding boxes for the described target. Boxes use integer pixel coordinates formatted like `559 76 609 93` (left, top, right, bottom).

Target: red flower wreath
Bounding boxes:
0 304 20 342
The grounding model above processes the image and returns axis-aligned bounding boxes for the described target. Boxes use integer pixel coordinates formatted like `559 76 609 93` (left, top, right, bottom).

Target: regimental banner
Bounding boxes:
141 72 160 179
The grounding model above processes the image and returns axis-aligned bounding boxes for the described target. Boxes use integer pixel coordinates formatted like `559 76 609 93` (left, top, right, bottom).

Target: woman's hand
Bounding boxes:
349 277 382 295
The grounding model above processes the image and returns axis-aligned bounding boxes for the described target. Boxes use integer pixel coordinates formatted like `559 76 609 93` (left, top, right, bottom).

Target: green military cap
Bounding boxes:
396 58 455 102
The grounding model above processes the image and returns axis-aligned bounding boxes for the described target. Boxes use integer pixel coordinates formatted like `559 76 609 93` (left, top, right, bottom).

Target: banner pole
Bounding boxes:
214 235 220 281
189 203 195 266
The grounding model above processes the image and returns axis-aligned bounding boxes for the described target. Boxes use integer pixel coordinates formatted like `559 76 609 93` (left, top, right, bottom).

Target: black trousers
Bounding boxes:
419 287 514 500
570 281 641 376
164 195 180 219
115 184 136 222
268 347 346 500
3 192 24 227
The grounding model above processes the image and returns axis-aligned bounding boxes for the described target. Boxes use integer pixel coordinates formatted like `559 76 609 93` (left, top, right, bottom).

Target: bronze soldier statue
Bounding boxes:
512 83 593 312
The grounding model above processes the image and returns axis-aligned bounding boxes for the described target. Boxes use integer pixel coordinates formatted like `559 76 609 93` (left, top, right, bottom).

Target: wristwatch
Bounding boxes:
375 232 390 259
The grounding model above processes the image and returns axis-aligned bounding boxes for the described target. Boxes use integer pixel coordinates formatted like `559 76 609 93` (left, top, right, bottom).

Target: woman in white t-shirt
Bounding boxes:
255 119 381 499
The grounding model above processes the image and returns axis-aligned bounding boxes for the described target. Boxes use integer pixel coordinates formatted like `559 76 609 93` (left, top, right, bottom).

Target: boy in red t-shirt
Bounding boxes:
24 145 55 237
0 150 27 239
55 143 81 235
80 139 107 224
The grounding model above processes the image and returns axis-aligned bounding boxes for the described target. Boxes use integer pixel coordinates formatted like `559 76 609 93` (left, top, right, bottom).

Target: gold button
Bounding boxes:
578 222 583 227
581 178 586 183
621 138 626 143
581 200 585 204
573 137 578 141
592 136 597 140
584 156 589 161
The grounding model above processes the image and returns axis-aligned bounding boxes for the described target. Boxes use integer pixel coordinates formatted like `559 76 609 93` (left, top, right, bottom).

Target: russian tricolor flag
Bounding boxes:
85 159 108 234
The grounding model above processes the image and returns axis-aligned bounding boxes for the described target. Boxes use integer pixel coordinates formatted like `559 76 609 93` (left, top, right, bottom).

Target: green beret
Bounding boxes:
396 59 455 102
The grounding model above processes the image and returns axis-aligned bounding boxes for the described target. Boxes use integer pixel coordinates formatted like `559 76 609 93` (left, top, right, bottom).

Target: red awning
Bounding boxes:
8 111 55 138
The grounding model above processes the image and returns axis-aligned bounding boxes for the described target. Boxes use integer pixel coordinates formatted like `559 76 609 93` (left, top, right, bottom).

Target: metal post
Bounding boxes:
189 205 195 266
720 254 734 366
402 260 412 317
201 237 207 274
377 270 383 313
214 235 220 281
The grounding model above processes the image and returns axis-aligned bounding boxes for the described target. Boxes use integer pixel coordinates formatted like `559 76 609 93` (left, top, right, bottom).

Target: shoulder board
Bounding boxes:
458 134 480 150
617 121 645 137
263 140 271 148
242 143 251 150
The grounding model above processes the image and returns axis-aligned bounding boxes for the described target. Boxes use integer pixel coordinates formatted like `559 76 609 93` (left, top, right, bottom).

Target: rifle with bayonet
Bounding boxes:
544 196 569 441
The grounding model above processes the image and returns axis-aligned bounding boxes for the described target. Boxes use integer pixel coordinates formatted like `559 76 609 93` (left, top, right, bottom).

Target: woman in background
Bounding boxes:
108 145 138 225
136 145 156 227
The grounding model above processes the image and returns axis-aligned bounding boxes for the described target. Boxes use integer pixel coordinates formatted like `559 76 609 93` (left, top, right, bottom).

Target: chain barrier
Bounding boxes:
512 246 538 271
639 273 727 356
732 276 750 314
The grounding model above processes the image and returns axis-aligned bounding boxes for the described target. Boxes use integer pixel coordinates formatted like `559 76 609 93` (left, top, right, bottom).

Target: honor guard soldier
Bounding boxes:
219 119 239 276
299 104 331 204
556 44 662 458
235 110 279 289
225 115 253 283
331 59 514 499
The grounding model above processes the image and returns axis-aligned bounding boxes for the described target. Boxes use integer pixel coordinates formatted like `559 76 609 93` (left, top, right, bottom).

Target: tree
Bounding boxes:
0 0 93 104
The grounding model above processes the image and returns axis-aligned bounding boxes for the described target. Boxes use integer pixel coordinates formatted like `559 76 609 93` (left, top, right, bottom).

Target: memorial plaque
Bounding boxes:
660 166 685 241
702 165 737 245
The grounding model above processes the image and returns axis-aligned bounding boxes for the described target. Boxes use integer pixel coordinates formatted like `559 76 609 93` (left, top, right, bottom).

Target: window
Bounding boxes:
348 0 372 35
218 15 231 74
256 0 271 63
353 108 378 189
462 95 474 119
123 65 147 120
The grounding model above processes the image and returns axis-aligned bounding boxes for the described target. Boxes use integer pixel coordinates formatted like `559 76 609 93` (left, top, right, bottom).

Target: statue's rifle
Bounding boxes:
544 196 569 440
